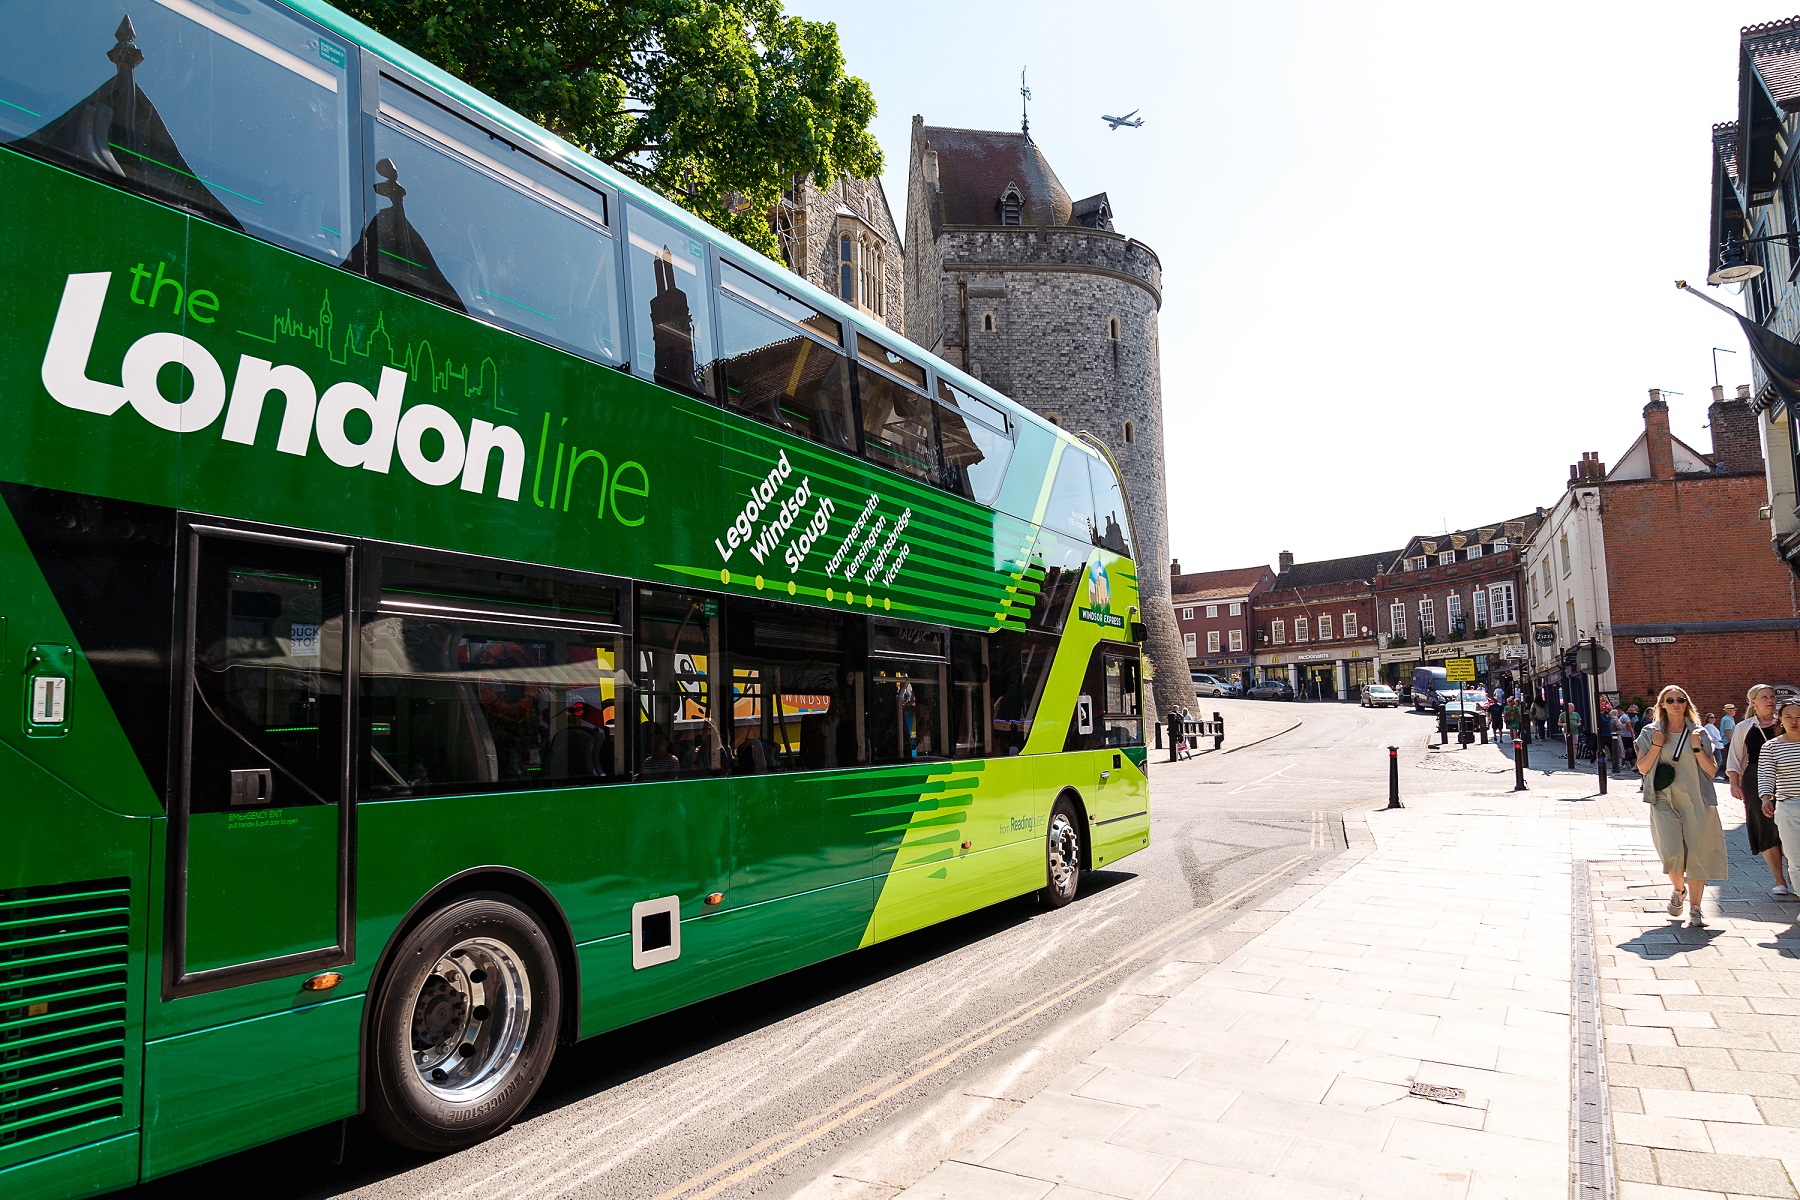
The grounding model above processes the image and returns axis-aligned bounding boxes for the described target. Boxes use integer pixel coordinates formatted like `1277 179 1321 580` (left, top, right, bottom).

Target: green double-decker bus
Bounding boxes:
0 3 1151 1194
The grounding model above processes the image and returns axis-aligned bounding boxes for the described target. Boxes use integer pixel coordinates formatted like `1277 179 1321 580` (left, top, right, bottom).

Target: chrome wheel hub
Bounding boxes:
1048 812 1080 899
408 937 532 1103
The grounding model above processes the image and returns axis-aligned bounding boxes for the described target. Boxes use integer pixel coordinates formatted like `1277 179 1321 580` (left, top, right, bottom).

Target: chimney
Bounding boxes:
1278 550 1294 573
1739 383 1753 401
1708 387 1763 474
1169 557 1182 577
1644 389 1674 481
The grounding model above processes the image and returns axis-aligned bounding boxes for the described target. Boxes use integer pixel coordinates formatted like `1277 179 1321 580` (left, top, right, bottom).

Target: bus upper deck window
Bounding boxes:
624 203 715 398
0 2 357 265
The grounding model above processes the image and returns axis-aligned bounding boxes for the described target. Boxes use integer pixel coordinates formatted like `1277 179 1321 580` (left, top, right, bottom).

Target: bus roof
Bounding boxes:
281 0 1095 464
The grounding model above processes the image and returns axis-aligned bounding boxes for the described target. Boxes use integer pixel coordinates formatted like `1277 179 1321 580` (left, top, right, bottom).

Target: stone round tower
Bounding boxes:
903 117 1189 715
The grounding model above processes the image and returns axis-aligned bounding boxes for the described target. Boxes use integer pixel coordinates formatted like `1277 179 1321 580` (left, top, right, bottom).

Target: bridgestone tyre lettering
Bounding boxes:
1041 797 1083 909
368 894 561 1152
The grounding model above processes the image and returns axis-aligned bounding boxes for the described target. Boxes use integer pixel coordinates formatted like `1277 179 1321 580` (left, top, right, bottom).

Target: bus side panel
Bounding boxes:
0 1133 140 1200
139 995 362 1180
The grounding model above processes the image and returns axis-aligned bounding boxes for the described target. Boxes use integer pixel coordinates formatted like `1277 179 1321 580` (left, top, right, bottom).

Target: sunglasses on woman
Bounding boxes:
1666 698 1688 705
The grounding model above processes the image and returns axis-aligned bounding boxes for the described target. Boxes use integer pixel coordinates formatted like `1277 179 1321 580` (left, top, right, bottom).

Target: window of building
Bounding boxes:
1559 532 1571 576
1405 556 1427 572
1207 631 1220 653
1566 597 1576 636
1389 602 1406 639
1228 629 1243 652
1183 632 1197 656
1047 413 1060 427
1318 614 1333 640
1124 420 1135 444
716 260 854 451
371 78 624 367
1295 617 1308 642
1493 538 1509 553
1438 551 1455 566
3 2 359 268
1419 599 1435 637
839 233 854 302
998 184 1023 225
1181 606 1194 620
1446 593 1461 629
1108 316 1120 340
1489 583 1516 625
1473 588 1488 629
1271 619 1285 644
858 234 882 317
1343 610 1357 639
1205 604 1218 618
1466 544 1482 559
1229 603 1241 616
982 312 995 332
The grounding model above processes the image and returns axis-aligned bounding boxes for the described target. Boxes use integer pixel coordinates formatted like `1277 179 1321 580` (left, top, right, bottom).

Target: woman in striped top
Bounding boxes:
1756 699 1800 899
1636 684 1727 927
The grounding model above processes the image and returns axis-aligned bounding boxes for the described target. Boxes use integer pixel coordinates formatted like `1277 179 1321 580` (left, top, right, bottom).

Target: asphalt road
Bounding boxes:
122 699 1427 1200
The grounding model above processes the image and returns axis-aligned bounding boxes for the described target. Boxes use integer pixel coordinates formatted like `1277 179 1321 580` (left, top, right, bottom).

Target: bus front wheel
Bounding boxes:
368 895 563 1152
1041 798 1083 909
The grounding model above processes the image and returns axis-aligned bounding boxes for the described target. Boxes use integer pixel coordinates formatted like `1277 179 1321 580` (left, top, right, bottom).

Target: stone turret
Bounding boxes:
904 117 1187 714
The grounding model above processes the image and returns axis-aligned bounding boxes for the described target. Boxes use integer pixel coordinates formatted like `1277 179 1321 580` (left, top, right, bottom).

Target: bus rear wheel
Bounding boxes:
368 895 562 1152
1041 798 1083 908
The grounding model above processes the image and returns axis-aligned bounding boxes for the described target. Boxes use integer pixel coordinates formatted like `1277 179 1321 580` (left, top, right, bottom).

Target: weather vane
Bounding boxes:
1020 67 1031 137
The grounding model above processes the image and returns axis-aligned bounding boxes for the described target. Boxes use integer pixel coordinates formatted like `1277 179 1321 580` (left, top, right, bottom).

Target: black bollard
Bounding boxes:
1566 731 1575 769
1598 752 1608 795
1521 732 1530 769
1479 720 1488 745
1439 712 1448 747
1387 744 1403 809
1212 711 1224 751
1513 739 1528 791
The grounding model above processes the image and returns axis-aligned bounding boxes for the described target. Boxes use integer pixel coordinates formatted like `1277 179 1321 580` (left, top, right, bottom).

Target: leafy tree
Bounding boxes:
339 0 882 259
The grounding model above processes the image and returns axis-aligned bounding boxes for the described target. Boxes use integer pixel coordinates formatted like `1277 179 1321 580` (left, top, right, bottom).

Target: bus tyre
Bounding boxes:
368 895 562 1152
1041 798 1083 909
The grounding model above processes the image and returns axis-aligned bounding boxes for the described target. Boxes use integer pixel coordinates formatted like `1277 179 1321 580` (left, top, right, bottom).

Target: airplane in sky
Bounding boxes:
1102 109 1144 130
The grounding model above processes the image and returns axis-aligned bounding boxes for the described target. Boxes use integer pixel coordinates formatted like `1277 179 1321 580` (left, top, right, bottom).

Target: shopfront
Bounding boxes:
1256 648 1383 700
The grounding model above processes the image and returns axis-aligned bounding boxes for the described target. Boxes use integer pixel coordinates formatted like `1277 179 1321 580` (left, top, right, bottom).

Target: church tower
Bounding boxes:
903 116 1189 716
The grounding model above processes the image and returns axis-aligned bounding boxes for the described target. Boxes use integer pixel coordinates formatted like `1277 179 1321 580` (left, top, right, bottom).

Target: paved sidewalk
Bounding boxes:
1594 804 1800 1199
896 754 1654 1200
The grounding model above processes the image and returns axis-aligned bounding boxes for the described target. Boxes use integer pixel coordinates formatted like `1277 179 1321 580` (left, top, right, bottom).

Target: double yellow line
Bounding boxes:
645 850 1318 1200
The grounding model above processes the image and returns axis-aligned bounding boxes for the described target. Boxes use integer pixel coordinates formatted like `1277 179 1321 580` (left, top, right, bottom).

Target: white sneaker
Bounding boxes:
1778 884 1796 898
1667 887 1686 916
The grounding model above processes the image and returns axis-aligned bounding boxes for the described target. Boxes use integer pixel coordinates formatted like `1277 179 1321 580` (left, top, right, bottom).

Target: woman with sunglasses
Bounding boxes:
1636 684 1727 927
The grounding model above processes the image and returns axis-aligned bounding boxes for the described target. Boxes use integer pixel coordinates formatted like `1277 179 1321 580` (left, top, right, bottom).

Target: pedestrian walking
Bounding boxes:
1599 706 1618 770
1721 704 1738 748
1532 696 1548 740
1728 684 1790 896
1636 684 1727 927
1618 706 1639 775
1491 695 1505 737
1703 712 1726 780
1756 698 1800 904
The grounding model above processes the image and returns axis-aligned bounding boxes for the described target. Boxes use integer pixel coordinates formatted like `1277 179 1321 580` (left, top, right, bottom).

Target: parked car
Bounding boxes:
1361 683 1399 708
1442 690 1489 721
1247 678 1295 701
1192 672 1240 698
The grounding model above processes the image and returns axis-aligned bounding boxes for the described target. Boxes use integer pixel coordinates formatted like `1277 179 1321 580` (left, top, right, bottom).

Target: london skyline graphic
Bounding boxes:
236 289 511 414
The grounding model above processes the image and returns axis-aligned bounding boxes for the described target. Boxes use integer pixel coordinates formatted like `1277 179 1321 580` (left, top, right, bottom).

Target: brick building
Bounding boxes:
902 118 1189 715
1373 515 1537 690
773 174 904 334
1526 388 1800 719
1169 560 1276 688
1252 550 1395 700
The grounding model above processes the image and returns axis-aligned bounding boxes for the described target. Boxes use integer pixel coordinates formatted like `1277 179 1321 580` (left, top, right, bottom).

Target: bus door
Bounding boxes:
168 524 354 993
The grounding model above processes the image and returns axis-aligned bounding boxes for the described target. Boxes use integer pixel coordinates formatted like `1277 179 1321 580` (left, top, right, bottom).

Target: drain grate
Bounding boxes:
1570 861 1616 1200
1408 1082 1466 1103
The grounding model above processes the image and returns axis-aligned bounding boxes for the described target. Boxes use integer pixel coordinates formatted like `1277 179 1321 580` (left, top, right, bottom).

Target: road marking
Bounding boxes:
633 851 1316 1200
1228 763 1293 794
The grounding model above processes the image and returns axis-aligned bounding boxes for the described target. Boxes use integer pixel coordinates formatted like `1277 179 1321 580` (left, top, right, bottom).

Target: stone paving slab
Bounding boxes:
1594 804 1800 1199
893 760 1652 1199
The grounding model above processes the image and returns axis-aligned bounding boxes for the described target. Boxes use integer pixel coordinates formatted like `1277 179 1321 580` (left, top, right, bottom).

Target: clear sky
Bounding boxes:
787 1 1783 573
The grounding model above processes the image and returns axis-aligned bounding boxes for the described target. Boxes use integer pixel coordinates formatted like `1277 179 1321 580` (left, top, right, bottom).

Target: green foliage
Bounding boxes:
339 0 882 259
1388 635 1408 648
